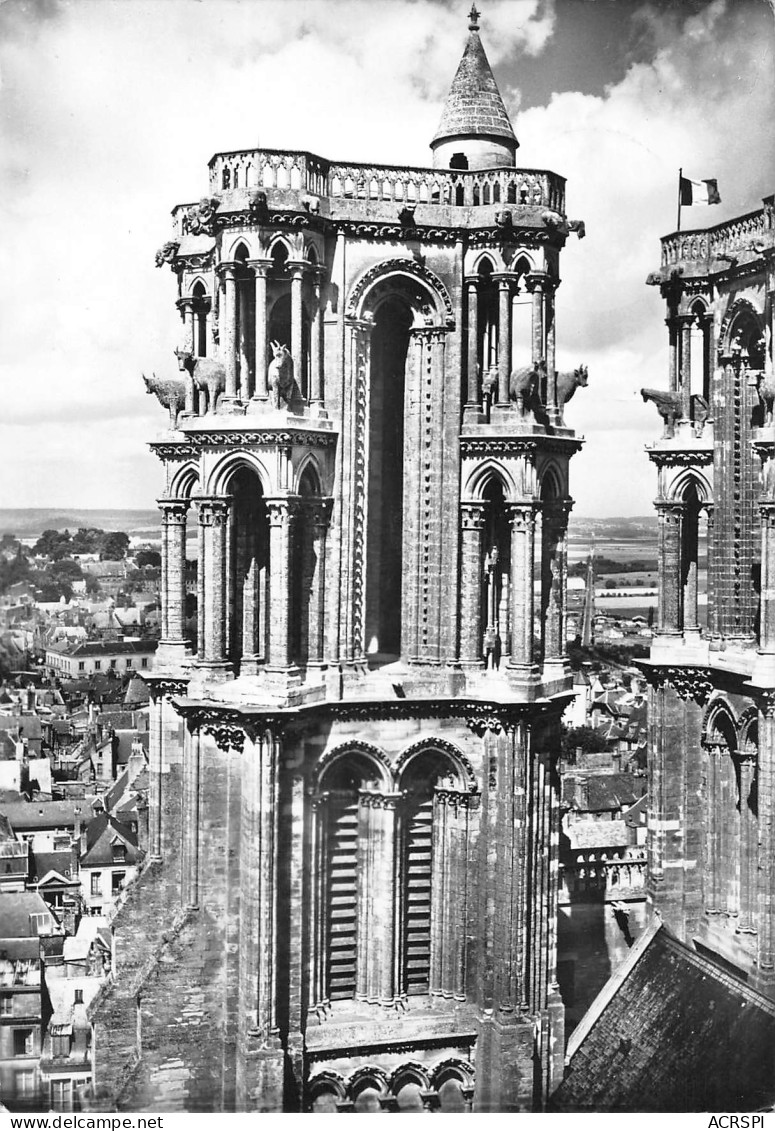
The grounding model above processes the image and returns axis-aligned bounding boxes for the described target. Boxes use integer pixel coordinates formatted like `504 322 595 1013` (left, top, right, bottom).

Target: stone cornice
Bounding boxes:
638 662 715 704
460 435 583 457
143 674 191 700
164 428 338 450
148 441 199 462
168 695 565 750
647 447 714 468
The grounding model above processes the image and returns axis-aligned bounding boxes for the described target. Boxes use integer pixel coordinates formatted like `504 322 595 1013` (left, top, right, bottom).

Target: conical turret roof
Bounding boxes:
432 6 518 148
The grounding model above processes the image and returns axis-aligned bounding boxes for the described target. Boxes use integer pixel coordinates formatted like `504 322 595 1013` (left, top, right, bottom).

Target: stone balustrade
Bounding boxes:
660 203 773 268
206 147 566 213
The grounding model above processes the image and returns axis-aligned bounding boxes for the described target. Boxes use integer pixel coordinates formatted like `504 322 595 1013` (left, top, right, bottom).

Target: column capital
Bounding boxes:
197 496 231 526
247 257 272 276
464 274 481 289
655 499 685 523
176 296 196 312
301 497 333 526
287 260 307 279
157 496 190 522
265 497 299 526
524 271 550 294
507 501 538 530
542 497 573 526
493 271 516 290
216 261 238 280
460 501 487 530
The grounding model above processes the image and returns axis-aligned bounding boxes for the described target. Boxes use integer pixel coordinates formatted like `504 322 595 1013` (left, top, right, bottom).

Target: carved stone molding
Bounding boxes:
149 442 199 462
460 437 582 458
460 502 486 531
177 429 337 449
144 675 191 701
155 240 180 269
346 257 455 328
650 665 714 704
648 449 713 468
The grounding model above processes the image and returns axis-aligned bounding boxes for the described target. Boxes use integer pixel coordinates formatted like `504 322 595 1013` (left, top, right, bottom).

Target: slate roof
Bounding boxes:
0 891 55 937
563 772 643 813
2 799 95 830
30 850 75 884
432 18 517 148
551 923 775 1112
80 812 141 868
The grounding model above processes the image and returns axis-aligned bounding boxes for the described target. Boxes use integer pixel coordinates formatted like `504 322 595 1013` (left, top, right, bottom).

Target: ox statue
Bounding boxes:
142 372 187 430
556 365 589 413
267 341 296 409
510 360 545 416
174 349 226 414
640 388 683 436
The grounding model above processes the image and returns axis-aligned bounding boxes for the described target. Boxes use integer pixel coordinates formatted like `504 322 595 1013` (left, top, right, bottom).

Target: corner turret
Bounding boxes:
430 5 518 171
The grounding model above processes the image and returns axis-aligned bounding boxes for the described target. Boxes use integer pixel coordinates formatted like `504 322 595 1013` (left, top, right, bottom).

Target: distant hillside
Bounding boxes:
0 508 658 545
0 509 160 539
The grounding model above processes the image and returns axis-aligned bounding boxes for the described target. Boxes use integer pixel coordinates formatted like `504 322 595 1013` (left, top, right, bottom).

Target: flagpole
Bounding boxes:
677 167 682 232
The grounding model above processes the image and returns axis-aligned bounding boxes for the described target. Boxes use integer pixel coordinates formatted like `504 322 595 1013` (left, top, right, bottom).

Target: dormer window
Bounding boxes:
112 843 126 864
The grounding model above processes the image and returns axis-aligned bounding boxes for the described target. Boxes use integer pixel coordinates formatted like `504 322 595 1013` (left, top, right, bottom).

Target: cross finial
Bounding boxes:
468 4 480 31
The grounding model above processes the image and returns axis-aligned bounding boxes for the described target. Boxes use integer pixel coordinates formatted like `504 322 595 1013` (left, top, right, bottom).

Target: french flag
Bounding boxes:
680 176 721 206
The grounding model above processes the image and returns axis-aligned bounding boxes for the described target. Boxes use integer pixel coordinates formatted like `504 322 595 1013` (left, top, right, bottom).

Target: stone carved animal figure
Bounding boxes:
556 365 589 412
510 360 545 416
174 348 226 414
267 341 295 409
640 388 683 436
142 372 188 430
751 370 775 427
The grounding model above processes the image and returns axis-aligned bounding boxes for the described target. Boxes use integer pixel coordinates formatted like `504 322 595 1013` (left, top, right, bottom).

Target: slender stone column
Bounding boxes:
508 504 536 669
682 499 700 632
249 259 270 400
266 499 296 669
199 497 231 665
158 498 189 646
307 266 323 404
290 263 305 399
667 315 679 393
496 275 512 403
738 745 758 932
757 697 775 985
196 503 206 659
679 315 693 419
704 742 722 914
465 277 480 405
655 501 683 634
705 503 717 638
181 725 201 909
177 297 195 354
219 263 239 398
760 503 775 653
459 503 486 665
542 499 572 664
702 313 715 400
148 694 164 862
545 281 557 414
526 273 545 368
238 276 251 399
307 499 332 664
238 727 281 1042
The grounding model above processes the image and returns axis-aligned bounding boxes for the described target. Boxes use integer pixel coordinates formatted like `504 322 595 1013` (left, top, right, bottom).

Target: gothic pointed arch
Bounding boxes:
169 462 200 500
346 258 455 329
462 460 518 503
394 737 477 791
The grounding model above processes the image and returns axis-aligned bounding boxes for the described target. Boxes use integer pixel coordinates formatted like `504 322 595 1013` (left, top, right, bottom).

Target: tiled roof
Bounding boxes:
551 924 775 1112
432 26 516 147
0 891 55 937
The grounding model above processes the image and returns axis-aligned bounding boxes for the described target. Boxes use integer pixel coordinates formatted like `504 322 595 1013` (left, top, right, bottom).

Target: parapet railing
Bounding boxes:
207 147 566 212
660 204 773 267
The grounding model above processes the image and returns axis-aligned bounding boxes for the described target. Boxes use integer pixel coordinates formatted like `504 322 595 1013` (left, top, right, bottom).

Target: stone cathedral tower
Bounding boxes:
640 196 775 990
94 10 586 1113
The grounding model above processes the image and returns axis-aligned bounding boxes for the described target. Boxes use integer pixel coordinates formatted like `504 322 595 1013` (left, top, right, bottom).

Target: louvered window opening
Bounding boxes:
403 797 433 994
326 793 359 1000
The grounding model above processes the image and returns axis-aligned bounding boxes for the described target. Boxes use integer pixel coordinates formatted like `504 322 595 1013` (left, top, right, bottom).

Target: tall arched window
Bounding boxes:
481 476 511 666
226 465 269 670
476 259 497 379
313 753 385 1005
192 281 209 359
398 748 473 1000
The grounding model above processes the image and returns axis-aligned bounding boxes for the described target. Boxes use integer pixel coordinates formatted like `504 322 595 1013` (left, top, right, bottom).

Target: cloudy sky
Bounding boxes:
0 0 773 516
